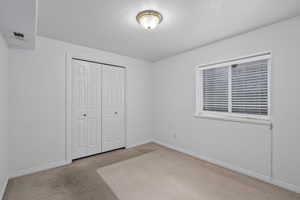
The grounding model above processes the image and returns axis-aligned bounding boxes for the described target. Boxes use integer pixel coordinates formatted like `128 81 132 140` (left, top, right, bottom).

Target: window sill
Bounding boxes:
194 113 272 127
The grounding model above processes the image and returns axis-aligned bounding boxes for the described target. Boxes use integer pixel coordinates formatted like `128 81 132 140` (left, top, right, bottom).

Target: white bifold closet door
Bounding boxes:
72 59 125 159
102 65 126 152
72 60 102 159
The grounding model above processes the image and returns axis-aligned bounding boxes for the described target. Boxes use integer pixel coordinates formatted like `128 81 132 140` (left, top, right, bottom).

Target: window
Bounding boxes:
195 53 271 123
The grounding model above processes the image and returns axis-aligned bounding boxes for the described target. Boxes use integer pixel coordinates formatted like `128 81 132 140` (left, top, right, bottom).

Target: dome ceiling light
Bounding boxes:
136 10 163 30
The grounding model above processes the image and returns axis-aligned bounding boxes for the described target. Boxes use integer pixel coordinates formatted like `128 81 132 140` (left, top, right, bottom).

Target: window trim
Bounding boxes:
195 52 272 125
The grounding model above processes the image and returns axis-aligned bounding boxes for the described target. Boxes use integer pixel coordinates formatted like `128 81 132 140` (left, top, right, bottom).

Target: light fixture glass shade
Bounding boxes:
136 10 163 30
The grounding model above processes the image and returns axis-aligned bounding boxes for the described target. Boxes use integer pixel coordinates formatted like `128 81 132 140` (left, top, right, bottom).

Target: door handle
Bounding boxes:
83 113 87 117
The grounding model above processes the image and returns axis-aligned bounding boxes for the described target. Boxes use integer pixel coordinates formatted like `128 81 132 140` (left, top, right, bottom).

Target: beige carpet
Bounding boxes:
4 143 160 200
97 148 300 200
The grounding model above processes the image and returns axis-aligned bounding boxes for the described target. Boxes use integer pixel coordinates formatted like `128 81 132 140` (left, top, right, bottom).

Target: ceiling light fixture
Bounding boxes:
136 10 163 30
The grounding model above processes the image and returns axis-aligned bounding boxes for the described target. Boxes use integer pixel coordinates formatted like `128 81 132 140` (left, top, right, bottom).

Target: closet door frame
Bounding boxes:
65 53 127 163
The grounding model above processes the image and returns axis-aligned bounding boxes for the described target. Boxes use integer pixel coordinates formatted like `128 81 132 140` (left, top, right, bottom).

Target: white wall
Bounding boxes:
0 33 8 198
8 36 153 177
152 16 300 192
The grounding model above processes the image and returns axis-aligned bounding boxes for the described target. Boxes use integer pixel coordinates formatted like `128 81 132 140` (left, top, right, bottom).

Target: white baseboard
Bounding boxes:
126 139 153 149
0 177 8 200
10 160 71 179
153 140 300 194
271 179 300 194
6 140 300 194
9 140 152 179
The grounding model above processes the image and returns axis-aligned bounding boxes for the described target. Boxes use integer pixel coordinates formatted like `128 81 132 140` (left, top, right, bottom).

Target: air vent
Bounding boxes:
12 32 25 40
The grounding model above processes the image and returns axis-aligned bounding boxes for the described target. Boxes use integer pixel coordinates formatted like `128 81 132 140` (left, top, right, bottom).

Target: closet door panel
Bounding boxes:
102 66 125 152
72 60 102 159
86 63 102 155
72 60 89 159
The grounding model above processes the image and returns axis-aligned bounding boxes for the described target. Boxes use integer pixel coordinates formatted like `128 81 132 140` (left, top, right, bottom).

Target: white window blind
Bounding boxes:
203 66 228 112
231 59 268 115
196 53 271 122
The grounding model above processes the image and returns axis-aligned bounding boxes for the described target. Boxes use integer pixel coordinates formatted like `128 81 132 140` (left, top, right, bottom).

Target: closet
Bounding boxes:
71 59 125 159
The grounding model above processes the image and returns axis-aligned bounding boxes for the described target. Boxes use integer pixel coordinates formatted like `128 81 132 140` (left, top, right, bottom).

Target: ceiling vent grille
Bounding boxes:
12 32 25 40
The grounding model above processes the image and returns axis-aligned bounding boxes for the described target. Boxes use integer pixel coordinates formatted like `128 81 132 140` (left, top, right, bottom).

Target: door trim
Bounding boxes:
73 58 126 69
65 53 128 163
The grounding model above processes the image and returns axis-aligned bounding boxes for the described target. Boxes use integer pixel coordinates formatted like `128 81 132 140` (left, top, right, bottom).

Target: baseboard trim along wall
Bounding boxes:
9 140 152 179
153 140 300 194
0 177 8 200
6 140 300 194
127 140 153 149
271 179 300 195
10 160 71 179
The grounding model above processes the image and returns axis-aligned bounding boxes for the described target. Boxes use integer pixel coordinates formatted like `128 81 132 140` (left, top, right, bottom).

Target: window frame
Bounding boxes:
195 52 272 125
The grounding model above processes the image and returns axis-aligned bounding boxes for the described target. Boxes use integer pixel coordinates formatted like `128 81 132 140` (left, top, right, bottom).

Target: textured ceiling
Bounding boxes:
38 0 300 61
